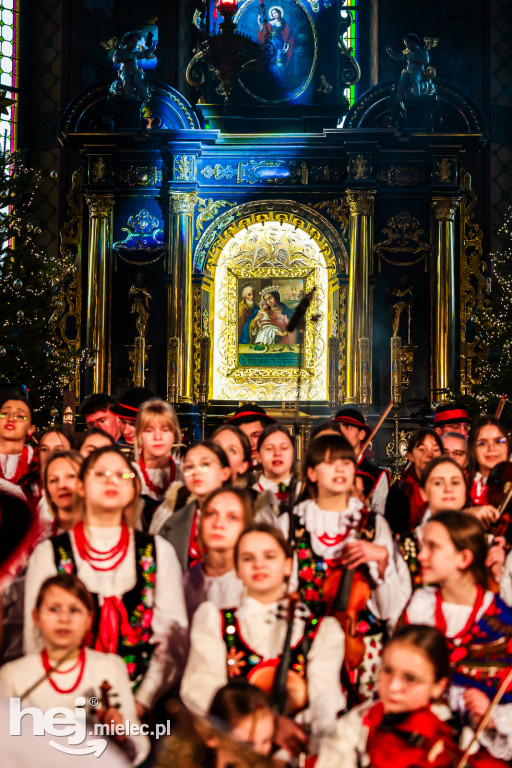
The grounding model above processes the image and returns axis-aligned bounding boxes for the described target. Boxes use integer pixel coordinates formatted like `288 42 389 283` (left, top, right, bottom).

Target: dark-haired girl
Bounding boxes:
212 424 251 484
253 423 298 524
1 573 149 765
405 512 512 762
181 523 345 760
467 416 510 528
154 441 232 571
24 445 188 718
385 428 443 534
318 624 507 768
280 433 409 701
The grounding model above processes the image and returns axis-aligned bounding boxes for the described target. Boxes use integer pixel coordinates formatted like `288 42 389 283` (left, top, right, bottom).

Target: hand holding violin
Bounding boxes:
342 540 389 580
463 688 496 730
465 504 501 529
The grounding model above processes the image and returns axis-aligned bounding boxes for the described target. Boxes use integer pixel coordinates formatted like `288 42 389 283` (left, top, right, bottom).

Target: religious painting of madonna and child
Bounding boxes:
238 279 304 367
235 0 317 104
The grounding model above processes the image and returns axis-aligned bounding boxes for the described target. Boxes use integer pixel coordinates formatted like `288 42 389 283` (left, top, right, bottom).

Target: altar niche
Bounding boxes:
205 210 340 403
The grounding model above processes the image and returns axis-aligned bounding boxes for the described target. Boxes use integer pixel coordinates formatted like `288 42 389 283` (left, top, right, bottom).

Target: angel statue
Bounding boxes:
385 33 438 104
103 30 156 101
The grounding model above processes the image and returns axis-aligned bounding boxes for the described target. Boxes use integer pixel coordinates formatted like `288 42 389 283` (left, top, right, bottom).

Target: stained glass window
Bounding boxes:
0 1 18 152
342 0 359 107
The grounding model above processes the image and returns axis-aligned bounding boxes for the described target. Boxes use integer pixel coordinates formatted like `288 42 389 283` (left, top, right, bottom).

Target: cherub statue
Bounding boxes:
386 33 438 104
106 30 156 101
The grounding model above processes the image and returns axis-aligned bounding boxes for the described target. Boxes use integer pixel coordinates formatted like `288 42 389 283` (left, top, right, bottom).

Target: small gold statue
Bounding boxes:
129 272 152 338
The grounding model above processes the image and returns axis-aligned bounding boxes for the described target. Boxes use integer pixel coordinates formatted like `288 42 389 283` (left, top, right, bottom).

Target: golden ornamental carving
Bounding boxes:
195 198 235 240
171 192 197 216
374 210 430 271
435 158 453 184
431 196 460 221
377 166 427 187
85 194 115 217
346 191 375 216
91 157 107 183
349 155 370 181
459 171 491 394
211 218 332 402
54 168 84 398
313 198 349 241
197 201 346 277
175 155 194 182
338 286 347 403
193 285 202 397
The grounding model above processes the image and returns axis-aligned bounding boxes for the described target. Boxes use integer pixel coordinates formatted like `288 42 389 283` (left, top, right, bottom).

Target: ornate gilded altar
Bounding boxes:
55 0 488 439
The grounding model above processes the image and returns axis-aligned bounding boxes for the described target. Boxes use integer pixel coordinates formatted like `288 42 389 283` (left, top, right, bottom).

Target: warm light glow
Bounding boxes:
217 0 237 12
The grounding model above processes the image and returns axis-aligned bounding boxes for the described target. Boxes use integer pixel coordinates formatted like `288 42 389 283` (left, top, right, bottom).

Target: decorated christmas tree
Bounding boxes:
459 205 512 426
0 149 73 423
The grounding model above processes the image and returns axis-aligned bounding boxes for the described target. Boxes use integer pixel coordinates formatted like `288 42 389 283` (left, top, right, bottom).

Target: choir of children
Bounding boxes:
1 392 512 768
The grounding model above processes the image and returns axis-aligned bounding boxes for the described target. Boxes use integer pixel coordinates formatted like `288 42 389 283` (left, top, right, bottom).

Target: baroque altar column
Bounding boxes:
168 191 197 404
431 196 460 402
84 194 115 393
345 190 376 404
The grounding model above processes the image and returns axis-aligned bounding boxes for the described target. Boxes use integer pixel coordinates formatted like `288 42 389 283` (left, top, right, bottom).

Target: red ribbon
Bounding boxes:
95 596 140 653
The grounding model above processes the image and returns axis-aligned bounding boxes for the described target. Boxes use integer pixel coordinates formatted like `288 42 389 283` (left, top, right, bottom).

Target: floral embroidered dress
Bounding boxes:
24 527 188 710
180 595 345 753
405 587 512 761
279 497 411 701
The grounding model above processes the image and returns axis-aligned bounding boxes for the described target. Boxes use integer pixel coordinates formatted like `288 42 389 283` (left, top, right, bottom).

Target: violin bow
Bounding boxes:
19 645 79 702
357 401 395 462
455 665 512 768
495 395 507 419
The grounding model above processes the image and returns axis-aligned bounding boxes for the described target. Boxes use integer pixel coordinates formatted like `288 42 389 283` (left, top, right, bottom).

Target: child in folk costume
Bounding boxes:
397 456 468 590
405 511 512 761
385 427 443 534
183 487 251 621
155 441 232 571
253 424 298 524
0 395 40 506
0 573 150 765
317 624 508 768
467 416 509 527
38 449 84 537
279 433 410 702
24 445 188 718
134 398 183 530
212 424 252 484
181 523 345 760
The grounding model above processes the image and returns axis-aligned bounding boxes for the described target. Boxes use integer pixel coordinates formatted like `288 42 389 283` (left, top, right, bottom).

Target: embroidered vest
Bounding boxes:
51 530 157 689
293 511 377 618
396 530 423 590
220 607 321 682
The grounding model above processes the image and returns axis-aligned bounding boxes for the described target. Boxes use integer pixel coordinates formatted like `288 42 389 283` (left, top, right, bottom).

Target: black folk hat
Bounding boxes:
332 406 372 438
433 403 470 427
226 403 277 426
109 387 155 422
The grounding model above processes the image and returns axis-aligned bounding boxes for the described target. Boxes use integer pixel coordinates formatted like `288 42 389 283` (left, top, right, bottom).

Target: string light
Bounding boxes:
0 149 75 424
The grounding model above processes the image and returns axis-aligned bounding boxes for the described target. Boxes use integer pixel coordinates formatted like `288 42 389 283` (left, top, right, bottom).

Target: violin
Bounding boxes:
486 461 512 544
323 511 372 672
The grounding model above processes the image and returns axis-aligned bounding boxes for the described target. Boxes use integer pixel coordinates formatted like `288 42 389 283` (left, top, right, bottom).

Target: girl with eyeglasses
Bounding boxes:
0 573 150 765
24 445 188 719
404 511 512 763
467 417 510 525
156 441 232 572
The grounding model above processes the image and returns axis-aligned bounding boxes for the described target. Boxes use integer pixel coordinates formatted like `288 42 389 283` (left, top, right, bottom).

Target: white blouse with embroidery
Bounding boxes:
23 527 188 709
